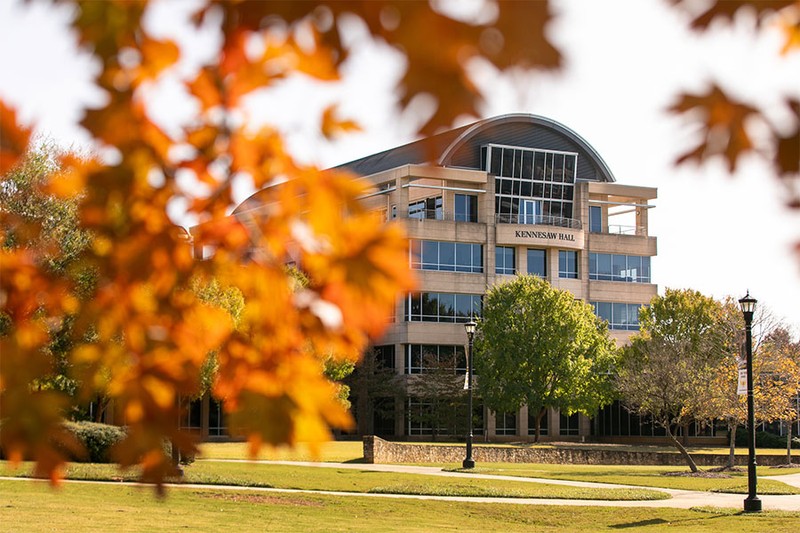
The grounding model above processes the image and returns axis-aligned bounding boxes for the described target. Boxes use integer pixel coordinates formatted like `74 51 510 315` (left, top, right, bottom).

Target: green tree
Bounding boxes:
0 144 94 415
474 276 617 442
617 288 731 472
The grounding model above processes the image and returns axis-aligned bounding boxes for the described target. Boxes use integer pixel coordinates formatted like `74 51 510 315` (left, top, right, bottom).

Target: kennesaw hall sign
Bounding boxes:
495 225 583 249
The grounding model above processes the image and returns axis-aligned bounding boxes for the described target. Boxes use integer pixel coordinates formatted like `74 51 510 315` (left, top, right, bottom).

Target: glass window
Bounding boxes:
455 194 478 222
527 249 546 278
496 246 515 275
407 293 482 323
560 412 580 436
495 411 517 436
438 293 455 322
527 407 549 436
406 345 468 374
612 254 627 282
591 302 647 330
558 250 578 279
439 242 456 271
408 200 425 219
589 253 651 283
411 240 483 273
589 206 602 233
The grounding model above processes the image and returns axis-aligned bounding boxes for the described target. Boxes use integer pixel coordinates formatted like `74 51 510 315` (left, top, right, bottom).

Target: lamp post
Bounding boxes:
463 320 476 469
739 291 761 512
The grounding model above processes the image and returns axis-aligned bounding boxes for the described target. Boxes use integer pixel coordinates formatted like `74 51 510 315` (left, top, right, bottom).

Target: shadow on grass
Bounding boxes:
609 518 669 529
342 457 366 464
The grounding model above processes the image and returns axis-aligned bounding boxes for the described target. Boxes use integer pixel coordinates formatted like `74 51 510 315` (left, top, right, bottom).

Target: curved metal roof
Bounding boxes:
234 114 615 214
338 113 616 182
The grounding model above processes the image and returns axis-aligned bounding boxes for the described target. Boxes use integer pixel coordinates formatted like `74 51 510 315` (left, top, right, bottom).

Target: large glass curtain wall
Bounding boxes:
483 144 578 226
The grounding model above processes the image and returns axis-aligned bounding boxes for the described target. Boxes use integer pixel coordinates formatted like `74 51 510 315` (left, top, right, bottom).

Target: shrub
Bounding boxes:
63 421 127 463
734 428 799 449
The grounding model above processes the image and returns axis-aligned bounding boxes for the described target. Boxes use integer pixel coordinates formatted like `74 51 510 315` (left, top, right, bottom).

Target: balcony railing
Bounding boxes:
592 225 647 236
397 209 479 223
495 214 582 230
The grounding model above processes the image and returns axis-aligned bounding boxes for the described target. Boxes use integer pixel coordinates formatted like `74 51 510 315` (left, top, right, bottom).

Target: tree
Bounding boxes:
0 144 96 417
758 327 800 464
1 1 560 488
474 275 617 442
617 288 731 472
346 347 404 436
692 301 794 469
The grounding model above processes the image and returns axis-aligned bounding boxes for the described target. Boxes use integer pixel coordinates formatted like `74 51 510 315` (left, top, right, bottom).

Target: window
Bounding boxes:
589 253 651 283
408 196 442 220
589 205 602 233
495 246 516 275
486 144 578 227
405 345 466 374
591 301 647 330
180 399 202 431
527 249 547 277
495 411 517 436
558 250 578 279
373 345 395 369
407 398 434 436
455 194 478 222
527 407 549 436
405 292 482 322
209 398 228 436
560 412 580 436
410 240 483 273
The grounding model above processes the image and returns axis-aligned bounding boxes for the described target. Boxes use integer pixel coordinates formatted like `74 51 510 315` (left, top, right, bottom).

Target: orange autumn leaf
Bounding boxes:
0 99 33 174
669 84 759 172
321 105 361 140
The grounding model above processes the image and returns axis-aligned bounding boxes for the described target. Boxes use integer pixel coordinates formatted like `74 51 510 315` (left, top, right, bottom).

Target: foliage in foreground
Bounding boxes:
2 0 798 492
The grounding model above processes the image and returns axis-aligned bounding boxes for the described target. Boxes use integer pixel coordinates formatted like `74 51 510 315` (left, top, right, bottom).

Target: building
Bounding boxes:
233 113 662 442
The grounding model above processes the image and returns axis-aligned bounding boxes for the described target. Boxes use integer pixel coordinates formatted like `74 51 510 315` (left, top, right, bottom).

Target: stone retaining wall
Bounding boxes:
363 435 796 467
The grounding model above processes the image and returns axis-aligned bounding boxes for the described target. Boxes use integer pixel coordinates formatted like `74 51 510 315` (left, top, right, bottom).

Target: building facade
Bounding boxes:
330 114 659 441
201 113 683 443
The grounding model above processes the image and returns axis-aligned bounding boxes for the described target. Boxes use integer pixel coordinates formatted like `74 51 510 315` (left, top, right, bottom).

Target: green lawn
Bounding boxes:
2 479 800 533
0 461 667 501
195 440 364 462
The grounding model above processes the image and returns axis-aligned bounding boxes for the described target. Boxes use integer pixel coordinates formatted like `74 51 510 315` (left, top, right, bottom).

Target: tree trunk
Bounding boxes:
534 407 545 443
666 423 698 472
728 423 736 469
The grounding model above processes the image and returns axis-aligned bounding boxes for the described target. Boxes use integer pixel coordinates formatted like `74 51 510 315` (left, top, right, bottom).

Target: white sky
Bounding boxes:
1 0 799 333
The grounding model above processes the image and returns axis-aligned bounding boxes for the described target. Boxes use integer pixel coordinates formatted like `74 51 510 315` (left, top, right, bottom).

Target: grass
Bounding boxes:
2 479 800 533
195 440 363 462
444 463 800 494
0 461 667 501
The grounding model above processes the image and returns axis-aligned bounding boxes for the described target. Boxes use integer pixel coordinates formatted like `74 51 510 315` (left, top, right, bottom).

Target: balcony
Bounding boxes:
495 213 582 230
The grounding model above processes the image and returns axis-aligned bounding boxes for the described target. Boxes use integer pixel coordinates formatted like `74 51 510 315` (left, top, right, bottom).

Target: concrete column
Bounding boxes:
519 405 529 437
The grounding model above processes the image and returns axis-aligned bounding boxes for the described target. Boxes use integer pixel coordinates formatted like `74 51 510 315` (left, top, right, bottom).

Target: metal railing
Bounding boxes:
495 214 582 230
397 209 479 223
592 225 647 236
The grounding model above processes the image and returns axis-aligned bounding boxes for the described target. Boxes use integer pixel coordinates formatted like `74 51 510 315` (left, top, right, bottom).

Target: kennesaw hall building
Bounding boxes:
193 114 723 444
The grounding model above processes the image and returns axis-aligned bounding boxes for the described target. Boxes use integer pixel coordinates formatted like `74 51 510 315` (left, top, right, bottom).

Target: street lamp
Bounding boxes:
739 291 761 512
463 320 477 469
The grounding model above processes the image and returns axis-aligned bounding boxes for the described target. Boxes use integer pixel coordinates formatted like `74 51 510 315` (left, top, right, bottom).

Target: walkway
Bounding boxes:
192 460 800 511
5 461 800 511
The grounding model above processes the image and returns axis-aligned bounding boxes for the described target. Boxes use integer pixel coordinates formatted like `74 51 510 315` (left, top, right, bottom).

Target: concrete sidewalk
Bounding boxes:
196 459 800 511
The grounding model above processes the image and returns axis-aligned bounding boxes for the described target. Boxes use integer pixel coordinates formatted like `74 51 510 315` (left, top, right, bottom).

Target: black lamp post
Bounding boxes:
463 320 476 469
739 291 761 512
